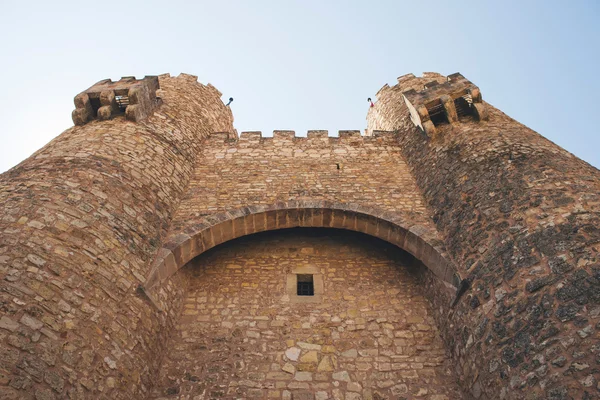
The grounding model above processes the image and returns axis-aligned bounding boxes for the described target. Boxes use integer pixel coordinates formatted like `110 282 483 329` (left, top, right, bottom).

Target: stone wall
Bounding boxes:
151 228 462 400
169 130 432 236
142 129 462 315
368 73 600 399
3 69 597 400
0 74 234 399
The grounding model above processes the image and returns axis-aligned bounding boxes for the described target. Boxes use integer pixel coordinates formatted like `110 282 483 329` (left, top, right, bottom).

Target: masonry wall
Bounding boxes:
151 228 462 400
4 69 595 400
0 74 234 399
167 130 434 238
368 73 600 399
144 128 460 301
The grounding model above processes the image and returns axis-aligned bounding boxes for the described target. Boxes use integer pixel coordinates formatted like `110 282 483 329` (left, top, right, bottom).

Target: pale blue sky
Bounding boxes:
0 0 598 172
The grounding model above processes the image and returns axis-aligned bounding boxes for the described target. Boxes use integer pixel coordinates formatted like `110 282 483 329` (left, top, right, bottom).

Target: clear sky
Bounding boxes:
0 0 598 172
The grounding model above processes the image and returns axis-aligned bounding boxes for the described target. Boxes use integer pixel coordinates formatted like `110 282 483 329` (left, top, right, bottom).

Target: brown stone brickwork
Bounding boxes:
0 74 234 399
142 129 461 300
368 73 600 399
1 70 599 400
150 229 462 400
172 129 428 230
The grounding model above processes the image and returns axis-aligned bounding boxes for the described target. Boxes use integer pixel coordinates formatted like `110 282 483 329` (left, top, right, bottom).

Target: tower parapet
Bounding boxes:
402 73 487 138
72 76 162 125
210 130 395 145
2 70 598 400
0 73 234 399
368 72 600 400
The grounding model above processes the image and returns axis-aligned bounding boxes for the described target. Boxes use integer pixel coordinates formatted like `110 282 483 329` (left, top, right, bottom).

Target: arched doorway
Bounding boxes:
149 228 463 399
142 203 462 295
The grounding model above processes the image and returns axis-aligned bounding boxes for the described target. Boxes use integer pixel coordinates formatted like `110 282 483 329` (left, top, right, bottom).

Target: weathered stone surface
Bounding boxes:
286 347 301 362
0 316 20 332
282 363 296 374
0 73 234 399
317 356 334 372
150 230 461 399
294 372 313 382
2 70 597 400
368 71 600 400
332 371 351 382
299 351 318 364
20 314 43 330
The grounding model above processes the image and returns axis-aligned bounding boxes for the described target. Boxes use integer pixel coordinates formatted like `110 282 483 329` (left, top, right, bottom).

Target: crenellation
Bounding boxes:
239 130 263 142
395 72 447 93
209 129 382 148
338 129 361 139
395 73 488 137
397 73 416 83
176 72 198 82
367 71 600 400
72 75 162 125
422 72 445 79
307 130 328 139
375 83 391 97
273 130 296 142
2 70 598 400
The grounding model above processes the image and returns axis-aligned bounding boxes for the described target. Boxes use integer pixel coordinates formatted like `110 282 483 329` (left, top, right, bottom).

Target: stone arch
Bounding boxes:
142 201 462 293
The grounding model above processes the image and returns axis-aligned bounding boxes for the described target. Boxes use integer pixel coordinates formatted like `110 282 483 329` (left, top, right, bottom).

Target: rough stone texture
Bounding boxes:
173 129 428 227
142 129 461 294
368 72 600 399
150 229 461 399
0 73 234 399
72 76 161 126
1 70 599 399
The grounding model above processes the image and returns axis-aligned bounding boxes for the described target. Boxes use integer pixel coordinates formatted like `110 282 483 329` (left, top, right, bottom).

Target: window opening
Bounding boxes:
427 101 448 125
115 95 130 112
454 94 473 119
297 274 314 296
89 97 101 117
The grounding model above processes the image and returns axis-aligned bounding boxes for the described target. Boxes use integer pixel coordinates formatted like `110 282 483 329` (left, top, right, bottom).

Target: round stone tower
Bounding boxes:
1 70 599 400
368 72 600 399
0 74 234 399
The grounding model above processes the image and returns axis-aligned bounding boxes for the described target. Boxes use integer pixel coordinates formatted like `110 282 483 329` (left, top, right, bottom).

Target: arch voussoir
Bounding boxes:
144 202 460 292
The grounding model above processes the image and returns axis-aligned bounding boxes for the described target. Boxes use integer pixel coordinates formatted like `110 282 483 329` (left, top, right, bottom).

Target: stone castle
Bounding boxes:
0 72 598 400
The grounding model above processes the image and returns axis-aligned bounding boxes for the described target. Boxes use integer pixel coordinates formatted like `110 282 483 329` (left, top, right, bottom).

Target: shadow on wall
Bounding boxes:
188 227 425 275
140 201 465 310
147 228 464 399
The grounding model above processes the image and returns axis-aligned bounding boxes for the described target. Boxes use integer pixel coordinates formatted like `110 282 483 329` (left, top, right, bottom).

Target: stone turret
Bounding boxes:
368 72 600 399
1 70 599 400
72 76 162 125
0 73 234 399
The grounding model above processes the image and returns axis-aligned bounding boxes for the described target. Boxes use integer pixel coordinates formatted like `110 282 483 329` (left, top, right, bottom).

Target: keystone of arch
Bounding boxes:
143 200 462 292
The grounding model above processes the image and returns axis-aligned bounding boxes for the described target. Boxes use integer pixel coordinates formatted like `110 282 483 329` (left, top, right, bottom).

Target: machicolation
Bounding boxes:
0 72 599 400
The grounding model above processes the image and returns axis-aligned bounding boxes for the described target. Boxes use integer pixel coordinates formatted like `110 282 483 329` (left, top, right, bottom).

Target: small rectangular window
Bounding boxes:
296 274 314 296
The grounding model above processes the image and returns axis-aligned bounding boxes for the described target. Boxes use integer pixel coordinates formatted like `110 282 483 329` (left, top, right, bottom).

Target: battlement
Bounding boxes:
370 72 488 138
168 72 224 99
4 69 598 400
375 72 447 98
402 72 488 137
72 76 161 125
72 73 232 128
208 130 395 145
